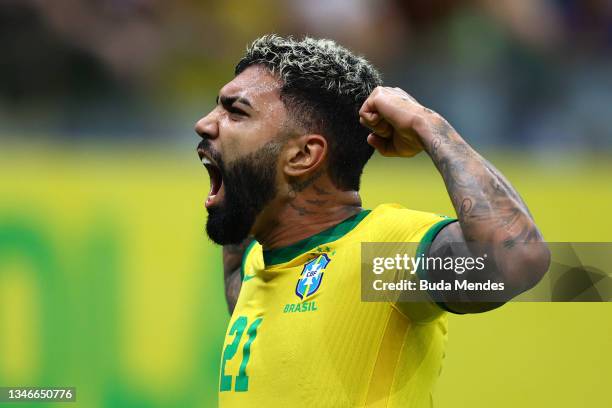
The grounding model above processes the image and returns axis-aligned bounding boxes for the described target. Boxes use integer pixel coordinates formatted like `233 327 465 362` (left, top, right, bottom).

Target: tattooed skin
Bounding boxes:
290 170 323 193
312 184 332 195
422 116 549 311
425 117 540 246
289 202 316 216
287 172 324 216
222 237 253 314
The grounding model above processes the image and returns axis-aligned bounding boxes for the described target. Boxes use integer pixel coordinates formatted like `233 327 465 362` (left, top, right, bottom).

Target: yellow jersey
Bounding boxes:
218 203 456 407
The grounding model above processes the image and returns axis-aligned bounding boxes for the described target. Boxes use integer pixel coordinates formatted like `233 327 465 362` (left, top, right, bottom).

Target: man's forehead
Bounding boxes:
220 65 282 103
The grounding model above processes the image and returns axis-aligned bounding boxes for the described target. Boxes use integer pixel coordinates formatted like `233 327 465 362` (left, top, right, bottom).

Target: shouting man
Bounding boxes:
195 35 550 407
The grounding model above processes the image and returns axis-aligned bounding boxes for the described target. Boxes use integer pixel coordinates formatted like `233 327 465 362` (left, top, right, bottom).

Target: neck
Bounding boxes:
253 176 362 250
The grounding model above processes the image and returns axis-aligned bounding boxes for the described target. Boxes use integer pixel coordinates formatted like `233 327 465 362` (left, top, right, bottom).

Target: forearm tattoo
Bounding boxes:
426 119 542 247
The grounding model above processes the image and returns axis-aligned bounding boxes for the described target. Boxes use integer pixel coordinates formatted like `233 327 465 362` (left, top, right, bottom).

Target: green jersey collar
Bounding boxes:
263 209 371 266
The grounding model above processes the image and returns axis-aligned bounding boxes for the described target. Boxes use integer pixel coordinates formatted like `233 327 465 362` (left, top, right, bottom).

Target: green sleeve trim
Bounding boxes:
240 239 258 281
415 218 465 315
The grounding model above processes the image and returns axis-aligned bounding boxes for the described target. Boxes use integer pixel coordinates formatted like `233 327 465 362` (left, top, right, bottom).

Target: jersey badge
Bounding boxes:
295 253 330 300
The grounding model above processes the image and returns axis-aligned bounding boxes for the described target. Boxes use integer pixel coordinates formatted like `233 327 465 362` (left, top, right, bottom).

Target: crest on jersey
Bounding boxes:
295 253 330 300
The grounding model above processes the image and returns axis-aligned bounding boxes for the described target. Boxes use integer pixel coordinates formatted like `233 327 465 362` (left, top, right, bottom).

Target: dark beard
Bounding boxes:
205 141 281 245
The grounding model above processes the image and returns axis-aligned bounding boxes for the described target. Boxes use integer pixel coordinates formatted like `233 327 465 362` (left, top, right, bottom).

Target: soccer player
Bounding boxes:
195 35 550 407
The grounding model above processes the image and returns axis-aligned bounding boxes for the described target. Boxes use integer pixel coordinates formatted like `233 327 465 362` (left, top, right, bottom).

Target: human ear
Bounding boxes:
283 134 327 178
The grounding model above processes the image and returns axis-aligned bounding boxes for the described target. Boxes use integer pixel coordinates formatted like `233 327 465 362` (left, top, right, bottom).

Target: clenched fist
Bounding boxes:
359 86 446 157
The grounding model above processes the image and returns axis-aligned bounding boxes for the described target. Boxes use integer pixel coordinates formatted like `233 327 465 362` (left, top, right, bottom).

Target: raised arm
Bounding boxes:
424 142 549 312
359 86 550 313
222 237 253 314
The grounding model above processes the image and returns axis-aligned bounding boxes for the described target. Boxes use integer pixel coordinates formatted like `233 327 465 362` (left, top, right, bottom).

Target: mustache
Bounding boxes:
197 140 224 169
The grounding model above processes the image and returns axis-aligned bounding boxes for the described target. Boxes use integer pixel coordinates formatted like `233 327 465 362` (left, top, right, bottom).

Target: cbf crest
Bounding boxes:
295 254 330 300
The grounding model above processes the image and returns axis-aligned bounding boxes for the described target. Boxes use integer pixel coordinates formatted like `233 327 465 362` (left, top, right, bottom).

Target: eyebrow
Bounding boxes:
216 95 253 109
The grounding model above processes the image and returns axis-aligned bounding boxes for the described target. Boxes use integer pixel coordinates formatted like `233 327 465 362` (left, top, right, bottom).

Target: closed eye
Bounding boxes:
216 95 251 118
227 106 247 116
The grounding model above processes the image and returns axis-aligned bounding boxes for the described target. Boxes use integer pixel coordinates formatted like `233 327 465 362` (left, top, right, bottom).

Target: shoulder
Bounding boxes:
365 203 455 242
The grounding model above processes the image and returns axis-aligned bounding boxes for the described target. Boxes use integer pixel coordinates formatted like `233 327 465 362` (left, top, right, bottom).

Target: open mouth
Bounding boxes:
201 154 224 208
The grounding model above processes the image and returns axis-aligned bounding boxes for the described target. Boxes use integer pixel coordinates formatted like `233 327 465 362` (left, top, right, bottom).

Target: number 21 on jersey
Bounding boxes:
220 316 262 392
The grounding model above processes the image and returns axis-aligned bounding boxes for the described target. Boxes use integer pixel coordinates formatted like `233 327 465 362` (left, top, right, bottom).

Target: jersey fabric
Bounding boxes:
218 203 456 407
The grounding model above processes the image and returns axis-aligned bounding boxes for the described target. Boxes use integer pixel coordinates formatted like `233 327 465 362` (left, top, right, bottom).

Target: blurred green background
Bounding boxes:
1 1 611 407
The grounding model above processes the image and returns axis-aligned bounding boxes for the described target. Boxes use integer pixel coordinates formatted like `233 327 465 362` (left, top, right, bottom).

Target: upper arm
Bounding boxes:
428 219 551 314
426 222 504 314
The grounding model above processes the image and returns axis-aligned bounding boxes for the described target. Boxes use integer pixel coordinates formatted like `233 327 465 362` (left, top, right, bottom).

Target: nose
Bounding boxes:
194 109 219 140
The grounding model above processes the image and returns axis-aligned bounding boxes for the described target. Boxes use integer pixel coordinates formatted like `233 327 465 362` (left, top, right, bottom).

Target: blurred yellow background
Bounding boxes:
1 144 610 407
1 0 612 406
